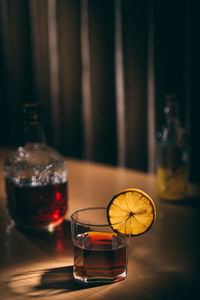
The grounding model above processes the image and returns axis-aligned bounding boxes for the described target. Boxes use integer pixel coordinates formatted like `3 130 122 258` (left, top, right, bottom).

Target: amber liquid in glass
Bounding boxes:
74 232 127 281
5 179 67 228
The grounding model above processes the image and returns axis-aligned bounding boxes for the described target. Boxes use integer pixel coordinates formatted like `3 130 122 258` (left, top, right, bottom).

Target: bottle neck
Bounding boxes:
23 122 46 145
164 100 181 127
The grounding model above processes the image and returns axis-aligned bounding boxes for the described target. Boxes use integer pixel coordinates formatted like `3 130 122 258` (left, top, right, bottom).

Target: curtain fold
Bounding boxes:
0 0 199 183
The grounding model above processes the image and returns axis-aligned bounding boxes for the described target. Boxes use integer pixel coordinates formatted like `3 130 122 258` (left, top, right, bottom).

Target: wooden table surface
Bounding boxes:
0 149 199 300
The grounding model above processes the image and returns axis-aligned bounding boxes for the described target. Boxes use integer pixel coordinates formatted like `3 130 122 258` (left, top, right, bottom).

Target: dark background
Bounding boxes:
0 0 199 184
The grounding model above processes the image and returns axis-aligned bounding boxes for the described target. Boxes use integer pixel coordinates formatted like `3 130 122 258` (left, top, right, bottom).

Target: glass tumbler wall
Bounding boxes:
71 207 127 284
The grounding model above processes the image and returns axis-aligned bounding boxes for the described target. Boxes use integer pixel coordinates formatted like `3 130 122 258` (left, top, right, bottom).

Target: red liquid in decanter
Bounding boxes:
5 179 68 229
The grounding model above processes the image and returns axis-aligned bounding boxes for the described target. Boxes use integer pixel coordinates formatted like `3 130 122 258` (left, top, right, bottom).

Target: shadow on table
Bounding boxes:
160 195 200 208
8 265 111 297
181 196 200 207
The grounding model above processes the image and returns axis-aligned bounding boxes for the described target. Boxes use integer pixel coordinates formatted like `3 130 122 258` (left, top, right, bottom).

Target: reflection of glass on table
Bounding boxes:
71 207 127 284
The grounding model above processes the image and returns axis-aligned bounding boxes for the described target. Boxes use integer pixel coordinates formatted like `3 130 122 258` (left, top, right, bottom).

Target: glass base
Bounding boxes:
13 216 65 233
73 269 127 284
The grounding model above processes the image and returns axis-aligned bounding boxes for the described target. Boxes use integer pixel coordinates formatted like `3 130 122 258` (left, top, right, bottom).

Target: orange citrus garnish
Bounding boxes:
107 188 156 236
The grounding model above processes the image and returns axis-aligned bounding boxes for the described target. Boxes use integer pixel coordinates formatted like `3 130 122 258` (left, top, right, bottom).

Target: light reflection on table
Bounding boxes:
0 150 200 299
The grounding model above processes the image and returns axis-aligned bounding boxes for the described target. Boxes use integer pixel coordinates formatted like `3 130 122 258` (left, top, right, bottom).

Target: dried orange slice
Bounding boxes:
107 188 156 236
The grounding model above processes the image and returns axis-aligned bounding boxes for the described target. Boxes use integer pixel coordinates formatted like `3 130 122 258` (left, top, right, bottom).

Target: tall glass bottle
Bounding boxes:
4 103 68 230
156 94 188 201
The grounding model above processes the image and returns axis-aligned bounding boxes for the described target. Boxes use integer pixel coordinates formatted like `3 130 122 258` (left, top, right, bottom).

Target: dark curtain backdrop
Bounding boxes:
0 0 199 184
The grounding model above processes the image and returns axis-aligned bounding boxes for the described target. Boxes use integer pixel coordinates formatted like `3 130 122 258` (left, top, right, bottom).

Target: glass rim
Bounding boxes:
71 207 126 227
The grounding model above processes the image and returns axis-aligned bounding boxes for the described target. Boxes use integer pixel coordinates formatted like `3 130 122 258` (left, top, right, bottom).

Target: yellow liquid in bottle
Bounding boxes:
156 94 188 201
156 166 187 200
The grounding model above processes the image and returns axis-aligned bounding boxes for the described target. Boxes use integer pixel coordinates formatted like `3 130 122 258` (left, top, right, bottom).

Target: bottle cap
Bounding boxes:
164 93 179 101
22 103 41 125
163 94 179 116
